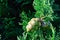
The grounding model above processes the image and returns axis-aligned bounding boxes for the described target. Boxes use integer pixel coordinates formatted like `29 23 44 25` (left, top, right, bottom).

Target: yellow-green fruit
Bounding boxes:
26 18 39 32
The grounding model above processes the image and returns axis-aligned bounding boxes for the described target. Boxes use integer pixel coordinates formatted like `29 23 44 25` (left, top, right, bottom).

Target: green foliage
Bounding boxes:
18 0 56 40
20 11 30 31
33 0 53 19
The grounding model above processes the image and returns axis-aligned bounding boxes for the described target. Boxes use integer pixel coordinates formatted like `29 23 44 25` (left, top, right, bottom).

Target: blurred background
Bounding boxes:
0 0 60 40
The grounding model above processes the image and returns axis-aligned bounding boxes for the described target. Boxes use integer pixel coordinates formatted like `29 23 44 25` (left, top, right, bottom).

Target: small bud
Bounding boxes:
41 21 51 28
41 21 47 27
